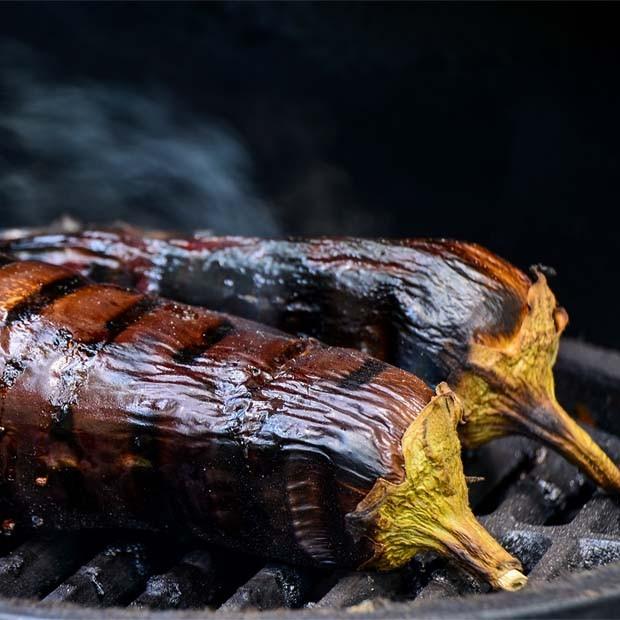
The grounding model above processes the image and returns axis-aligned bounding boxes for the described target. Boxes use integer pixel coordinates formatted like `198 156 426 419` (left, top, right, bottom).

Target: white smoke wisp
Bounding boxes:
0 42 278 235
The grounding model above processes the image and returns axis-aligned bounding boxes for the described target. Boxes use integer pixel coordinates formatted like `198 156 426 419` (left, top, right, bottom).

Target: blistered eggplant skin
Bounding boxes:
2 232 531 386
0 257 436 568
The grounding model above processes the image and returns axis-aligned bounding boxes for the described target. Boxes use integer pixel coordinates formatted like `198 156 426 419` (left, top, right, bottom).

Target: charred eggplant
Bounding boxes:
5 230 618 493
0 257 525 590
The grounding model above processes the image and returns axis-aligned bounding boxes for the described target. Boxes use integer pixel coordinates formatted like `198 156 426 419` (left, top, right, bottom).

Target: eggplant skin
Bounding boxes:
2 231 531 386
9 232 620 499
0 257 434 568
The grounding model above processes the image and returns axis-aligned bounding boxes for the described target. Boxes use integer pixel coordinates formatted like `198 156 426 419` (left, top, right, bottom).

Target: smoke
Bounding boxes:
0 41 278 235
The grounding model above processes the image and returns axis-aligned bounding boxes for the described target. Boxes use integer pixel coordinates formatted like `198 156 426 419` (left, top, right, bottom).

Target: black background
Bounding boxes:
1 2 619 347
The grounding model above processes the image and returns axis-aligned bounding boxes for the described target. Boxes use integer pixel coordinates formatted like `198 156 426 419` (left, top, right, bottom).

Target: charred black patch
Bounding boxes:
173 320 235 365
337 359 387 390
5 275 86 324
104 297 160 342
200 321 235 349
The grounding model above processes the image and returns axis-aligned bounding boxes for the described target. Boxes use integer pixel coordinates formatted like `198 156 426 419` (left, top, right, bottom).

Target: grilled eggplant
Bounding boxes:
0 256 525 590
5 230 619 494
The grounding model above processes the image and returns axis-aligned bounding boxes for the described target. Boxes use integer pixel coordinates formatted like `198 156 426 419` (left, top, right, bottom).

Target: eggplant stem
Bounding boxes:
522 398 620 493
456 271 620 494
353 384 525 591
498 569 528 592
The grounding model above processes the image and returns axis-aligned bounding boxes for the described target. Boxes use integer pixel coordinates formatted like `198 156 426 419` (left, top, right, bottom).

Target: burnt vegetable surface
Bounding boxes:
5 230 619 494
0 257 525 590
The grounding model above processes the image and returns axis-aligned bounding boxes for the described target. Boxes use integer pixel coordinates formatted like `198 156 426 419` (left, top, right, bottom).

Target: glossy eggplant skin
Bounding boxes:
2 231 531 387
0 257 435 568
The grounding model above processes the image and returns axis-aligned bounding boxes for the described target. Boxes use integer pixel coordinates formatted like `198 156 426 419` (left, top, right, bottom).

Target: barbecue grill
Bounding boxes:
0 337 618 619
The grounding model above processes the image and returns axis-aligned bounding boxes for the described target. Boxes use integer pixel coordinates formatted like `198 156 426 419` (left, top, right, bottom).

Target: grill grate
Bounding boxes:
0 337 619 617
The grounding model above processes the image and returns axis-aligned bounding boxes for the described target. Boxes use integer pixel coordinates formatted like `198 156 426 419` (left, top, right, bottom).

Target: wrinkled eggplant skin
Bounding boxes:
3 232 532 386
0 258 433 568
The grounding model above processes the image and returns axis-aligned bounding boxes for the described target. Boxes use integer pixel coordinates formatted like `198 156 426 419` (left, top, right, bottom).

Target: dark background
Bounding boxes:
1 2 619 347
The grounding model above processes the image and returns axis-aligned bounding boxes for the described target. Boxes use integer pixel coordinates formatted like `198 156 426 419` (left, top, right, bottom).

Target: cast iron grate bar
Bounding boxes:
43 542 157 607
217 564 312 611
130 550 218 610
312 571 403 609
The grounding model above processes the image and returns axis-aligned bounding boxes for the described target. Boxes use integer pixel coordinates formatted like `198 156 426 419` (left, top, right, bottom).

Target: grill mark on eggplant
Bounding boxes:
337 359 388 391
103 296 161 343
172 320 235 365
4 275 86 324
244 340 311 398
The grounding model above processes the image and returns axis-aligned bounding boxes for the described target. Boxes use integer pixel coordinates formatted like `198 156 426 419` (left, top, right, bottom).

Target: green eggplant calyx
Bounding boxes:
456 271 620 494
351 383 525 591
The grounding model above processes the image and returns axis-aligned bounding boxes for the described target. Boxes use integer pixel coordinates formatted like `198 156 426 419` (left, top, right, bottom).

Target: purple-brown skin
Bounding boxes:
0 231 532 384
0 256 527 591
4 229 619 494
